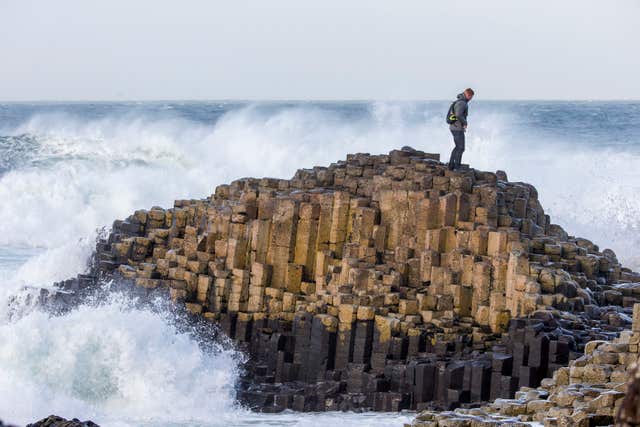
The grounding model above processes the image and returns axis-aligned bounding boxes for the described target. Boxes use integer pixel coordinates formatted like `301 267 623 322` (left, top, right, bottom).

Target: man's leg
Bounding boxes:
448 131 460 170
449 131 465 170
453 131 466 169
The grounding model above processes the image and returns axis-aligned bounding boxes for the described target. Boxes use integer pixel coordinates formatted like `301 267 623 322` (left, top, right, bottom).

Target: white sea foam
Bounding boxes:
0 295 244 427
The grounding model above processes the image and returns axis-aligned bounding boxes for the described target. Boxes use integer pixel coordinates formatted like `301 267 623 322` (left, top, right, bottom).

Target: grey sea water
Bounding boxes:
0 101 638 427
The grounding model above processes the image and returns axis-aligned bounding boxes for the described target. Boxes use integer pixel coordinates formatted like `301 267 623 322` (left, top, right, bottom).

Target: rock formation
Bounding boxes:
41 147 640 416
26 416 99 427
409 305 640 426
616 360 640 426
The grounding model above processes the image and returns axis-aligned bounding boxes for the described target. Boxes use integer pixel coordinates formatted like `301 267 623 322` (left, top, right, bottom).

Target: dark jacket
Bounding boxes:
449 93 469 131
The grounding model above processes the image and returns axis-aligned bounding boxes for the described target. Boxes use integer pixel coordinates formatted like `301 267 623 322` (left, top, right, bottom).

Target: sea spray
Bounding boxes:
0 292 243 426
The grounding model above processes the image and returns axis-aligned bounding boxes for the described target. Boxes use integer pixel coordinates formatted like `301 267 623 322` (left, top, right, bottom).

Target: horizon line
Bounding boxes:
1 98 639 103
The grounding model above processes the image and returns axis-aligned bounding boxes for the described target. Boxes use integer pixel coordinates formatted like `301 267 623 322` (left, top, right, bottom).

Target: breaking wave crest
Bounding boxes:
0 294 243 426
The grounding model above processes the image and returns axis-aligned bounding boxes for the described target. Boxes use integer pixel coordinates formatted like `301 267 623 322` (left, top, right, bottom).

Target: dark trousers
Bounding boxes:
448 130 465 170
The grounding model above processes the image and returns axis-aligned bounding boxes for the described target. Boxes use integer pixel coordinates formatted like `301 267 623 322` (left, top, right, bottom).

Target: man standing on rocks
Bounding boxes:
447 88 474 170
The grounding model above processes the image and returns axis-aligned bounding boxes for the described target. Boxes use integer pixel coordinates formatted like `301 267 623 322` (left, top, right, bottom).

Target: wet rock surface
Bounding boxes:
32 147 640 416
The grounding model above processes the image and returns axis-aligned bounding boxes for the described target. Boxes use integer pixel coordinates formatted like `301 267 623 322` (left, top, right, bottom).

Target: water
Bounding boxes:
0 100 638 426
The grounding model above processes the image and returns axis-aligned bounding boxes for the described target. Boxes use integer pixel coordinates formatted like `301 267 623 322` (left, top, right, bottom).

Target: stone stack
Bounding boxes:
409 304 640 426
43 147 640 413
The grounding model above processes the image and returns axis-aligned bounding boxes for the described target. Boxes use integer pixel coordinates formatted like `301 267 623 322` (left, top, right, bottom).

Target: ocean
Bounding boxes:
0 100 638 427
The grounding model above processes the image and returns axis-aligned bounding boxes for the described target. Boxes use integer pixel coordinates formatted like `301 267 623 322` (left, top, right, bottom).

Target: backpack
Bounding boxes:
445 101 457 124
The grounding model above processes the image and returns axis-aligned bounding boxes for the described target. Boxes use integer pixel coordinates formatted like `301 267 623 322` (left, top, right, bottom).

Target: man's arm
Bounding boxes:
454 101 467 127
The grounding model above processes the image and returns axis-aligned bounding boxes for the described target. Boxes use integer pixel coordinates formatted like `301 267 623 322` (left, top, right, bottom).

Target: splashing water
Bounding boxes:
0 295 242 426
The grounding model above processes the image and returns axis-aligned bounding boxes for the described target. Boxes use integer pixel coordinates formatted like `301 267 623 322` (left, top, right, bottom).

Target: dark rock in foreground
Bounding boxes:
616 363 640 426
26 416 99 427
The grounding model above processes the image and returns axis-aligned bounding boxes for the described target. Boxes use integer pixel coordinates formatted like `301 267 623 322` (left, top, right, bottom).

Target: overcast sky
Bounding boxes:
1 0 639 100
